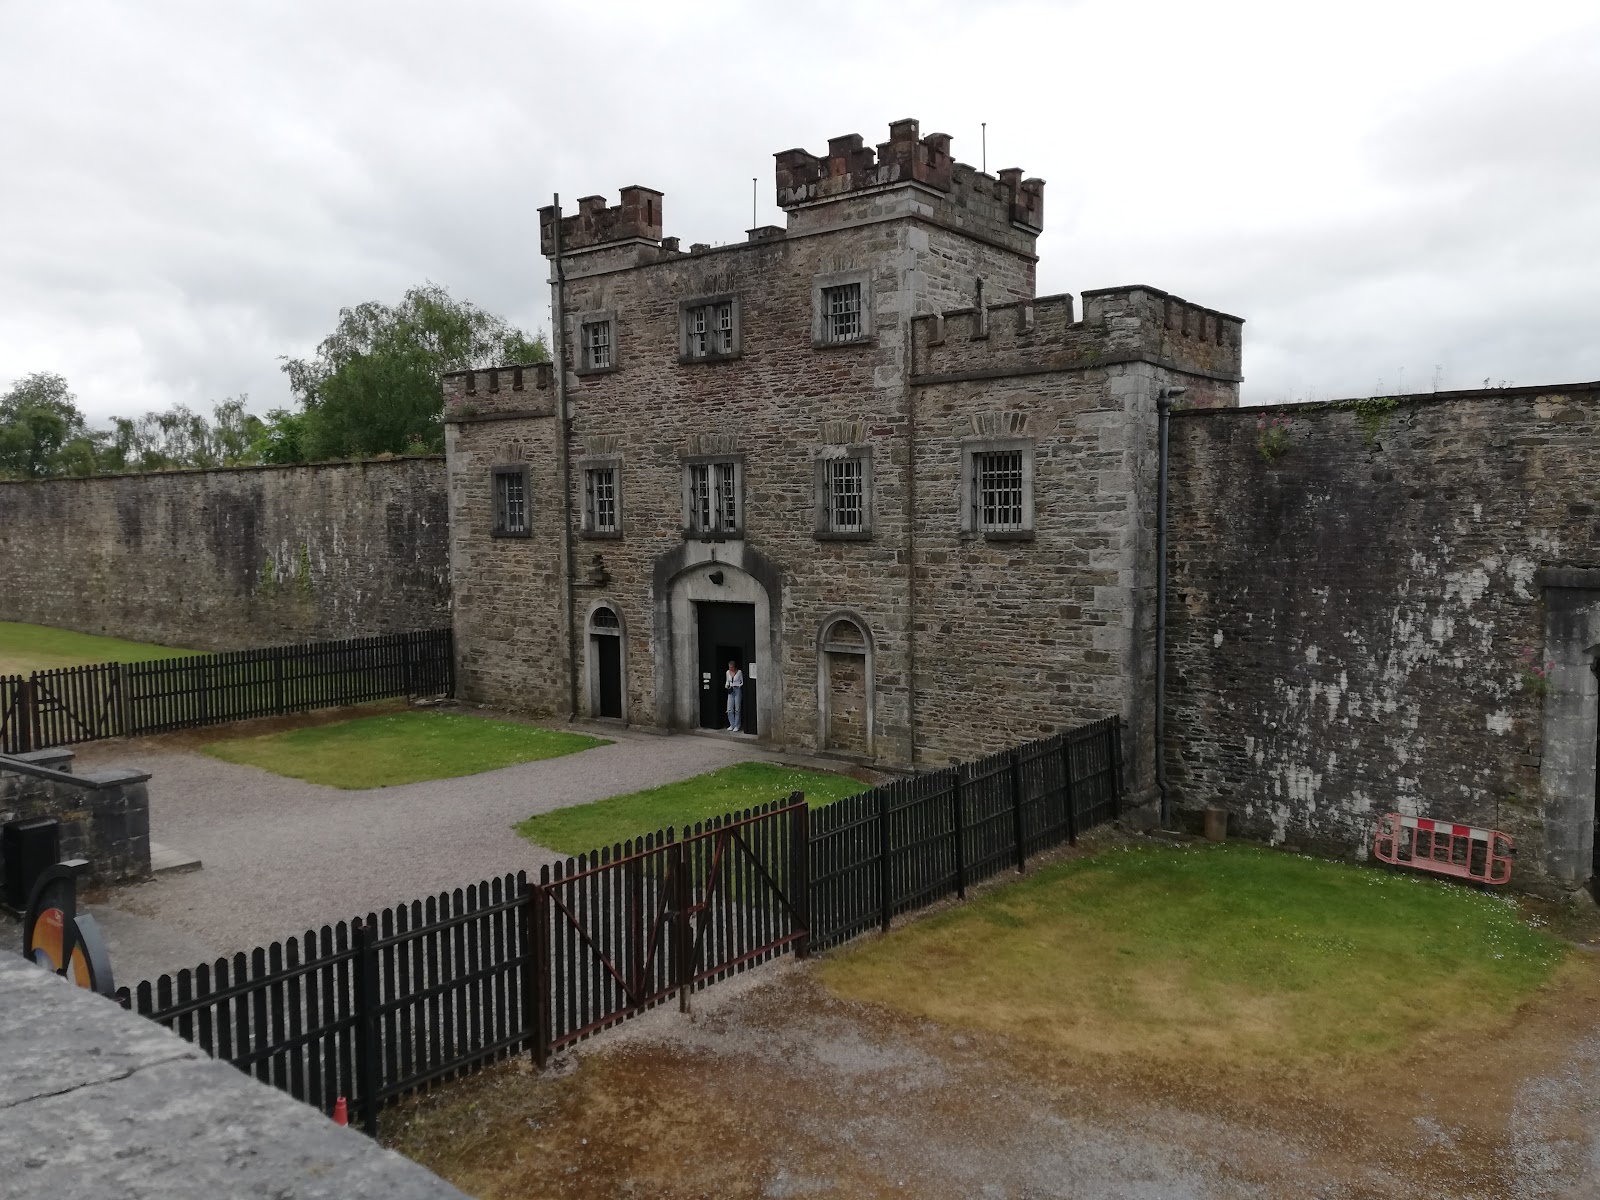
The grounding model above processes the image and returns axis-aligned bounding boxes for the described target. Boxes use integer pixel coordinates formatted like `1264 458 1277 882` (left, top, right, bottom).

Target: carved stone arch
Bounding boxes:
584 598 628 722
817 609 875 758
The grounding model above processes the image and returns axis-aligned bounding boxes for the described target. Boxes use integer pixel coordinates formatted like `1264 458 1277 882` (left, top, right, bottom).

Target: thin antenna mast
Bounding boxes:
752 177 757 229
981 122 987 173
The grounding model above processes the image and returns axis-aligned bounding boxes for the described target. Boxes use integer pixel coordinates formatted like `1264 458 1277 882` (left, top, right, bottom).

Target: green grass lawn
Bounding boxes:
515 761 869 857
0 620 192 676
819 843 1567 1068
201 710 610 789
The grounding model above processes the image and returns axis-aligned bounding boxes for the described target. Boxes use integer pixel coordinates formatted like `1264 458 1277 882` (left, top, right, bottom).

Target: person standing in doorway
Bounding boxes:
725 659 744 733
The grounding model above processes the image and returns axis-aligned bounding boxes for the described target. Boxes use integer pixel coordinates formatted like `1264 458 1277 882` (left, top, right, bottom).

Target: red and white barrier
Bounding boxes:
1373 813 1513 885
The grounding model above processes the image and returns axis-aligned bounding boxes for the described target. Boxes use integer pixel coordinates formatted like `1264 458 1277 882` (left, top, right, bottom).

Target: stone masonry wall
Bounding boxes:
1164 383 1600 892
0 748 150 886
0 458 450 652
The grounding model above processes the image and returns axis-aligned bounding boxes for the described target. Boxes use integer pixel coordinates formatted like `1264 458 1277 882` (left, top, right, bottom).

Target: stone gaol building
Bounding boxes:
442 116 1240 795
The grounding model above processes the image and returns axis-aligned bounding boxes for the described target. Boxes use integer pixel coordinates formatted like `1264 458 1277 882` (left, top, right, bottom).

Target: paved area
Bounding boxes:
0 952 465 1200
67 721 786 984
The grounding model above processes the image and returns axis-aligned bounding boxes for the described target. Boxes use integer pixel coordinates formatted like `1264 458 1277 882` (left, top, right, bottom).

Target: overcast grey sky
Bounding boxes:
3 0 1597 421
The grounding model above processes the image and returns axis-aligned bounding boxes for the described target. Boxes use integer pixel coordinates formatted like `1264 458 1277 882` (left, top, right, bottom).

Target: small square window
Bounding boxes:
491 465 530 537
680 295 741 362
585 465 618 533
822 283 862 343
811 271 872 347
813 447 873 540
960 438 1034 539
684 458 742 536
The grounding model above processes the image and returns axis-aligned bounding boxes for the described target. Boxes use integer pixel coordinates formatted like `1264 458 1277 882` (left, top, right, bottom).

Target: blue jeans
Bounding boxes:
727 688 742 732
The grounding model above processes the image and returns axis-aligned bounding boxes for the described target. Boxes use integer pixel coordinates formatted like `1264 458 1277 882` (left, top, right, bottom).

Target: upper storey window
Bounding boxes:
574 311 617 375
491 465 530 538
679 295 741 363
823 284 861 342
683 455 744 537
959 436 1035 540
811 270 873 347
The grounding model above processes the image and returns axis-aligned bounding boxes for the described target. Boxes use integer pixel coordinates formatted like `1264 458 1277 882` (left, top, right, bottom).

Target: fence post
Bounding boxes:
523 879 549 1070
1112 719 1125 820
20 677 36 753
351 919 381 1137
1061 736 1078 846
877 785 892 934
673 836 693 1014
951 768 967 900
1010 749 1026 873
273 648 285 716
403 635 417 699
790 797 810 959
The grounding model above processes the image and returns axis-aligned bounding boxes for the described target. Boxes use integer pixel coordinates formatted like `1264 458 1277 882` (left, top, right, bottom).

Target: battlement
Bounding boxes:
913 286 1243 404
441 361 555 422
539 186 664 256
775 118 1044 239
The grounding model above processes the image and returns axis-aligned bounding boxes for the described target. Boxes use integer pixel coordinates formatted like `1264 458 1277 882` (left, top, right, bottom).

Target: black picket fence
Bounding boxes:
117 717 1121 1135
0 629 454 754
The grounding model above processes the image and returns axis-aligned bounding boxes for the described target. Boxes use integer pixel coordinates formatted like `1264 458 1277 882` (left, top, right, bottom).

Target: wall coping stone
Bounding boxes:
0 953 467 1198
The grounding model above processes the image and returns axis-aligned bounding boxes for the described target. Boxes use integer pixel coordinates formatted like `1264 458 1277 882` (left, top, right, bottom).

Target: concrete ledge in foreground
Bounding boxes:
0 953 466 1200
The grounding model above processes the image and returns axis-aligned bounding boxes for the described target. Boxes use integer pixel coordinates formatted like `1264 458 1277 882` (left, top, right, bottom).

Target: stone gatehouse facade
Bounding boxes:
442 117 1241 797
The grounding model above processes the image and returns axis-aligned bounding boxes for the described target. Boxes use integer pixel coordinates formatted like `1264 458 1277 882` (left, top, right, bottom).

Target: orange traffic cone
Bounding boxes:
332 1097 348 1127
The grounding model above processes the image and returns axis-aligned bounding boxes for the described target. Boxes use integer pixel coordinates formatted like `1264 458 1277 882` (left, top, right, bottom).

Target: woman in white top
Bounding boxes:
724 660 745 733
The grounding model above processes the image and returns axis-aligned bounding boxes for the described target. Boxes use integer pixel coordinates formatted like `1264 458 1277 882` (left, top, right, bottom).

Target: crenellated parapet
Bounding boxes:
442 361 555 422
912 286 1244 400
539 186 664 256
775 118 1044 248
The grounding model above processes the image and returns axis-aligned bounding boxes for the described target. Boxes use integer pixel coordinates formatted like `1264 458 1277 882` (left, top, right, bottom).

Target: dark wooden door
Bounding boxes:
596 636 622 719
696 602 757 734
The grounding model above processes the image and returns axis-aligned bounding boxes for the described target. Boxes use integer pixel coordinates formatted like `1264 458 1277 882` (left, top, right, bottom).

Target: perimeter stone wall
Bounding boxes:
0 457 451 652
1164 383 1600 893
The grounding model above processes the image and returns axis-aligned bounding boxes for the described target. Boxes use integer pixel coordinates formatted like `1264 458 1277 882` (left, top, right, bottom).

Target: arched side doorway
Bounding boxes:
1540 576 1600 885
817 610 874 757
585 602 627 721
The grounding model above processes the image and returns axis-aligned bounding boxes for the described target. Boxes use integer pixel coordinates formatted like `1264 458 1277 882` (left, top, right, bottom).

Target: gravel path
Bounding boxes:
69 723 782 982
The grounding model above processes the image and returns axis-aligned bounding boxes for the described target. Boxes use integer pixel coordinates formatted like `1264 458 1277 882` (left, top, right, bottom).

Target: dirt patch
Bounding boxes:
384 952 1600 1199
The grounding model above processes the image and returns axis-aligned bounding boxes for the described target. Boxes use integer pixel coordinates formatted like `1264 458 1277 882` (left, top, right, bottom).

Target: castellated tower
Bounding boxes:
445 118 1243 807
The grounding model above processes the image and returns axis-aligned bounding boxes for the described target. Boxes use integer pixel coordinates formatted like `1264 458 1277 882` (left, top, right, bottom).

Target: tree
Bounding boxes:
281 283 547 460
0 372 98 479
98 398 265 472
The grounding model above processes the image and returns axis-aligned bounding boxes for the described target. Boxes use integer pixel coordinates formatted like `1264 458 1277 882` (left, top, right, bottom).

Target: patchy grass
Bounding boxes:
0 620 191 676
201 710 609 789
515 761 868 856
818 843 1567 1068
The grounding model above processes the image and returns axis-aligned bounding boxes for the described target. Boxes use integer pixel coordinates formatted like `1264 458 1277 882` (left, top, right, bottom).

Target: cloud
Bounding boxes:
1 0 1596 420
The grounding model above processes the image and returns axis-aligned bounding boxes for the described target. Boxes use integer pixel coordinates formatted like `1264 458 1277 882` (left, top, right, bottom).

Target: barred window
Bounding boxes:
687 460 740 534
582 320 612 370
491 466 529 537
827 458 863 531
585 466 618 533
685 301 735 359
822 283 862 343
973 450 1025 531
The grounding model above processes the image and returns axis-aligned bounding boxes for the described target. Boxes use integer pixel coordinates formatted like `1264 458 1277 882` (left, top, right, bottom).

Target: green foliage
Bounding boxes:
1343 395 1401 447
515 761 868 856
821 843 1566 1067
295 543 314 600
280 283 548 460
1255 414 1292 463
0 372 98 479
98 397 266 472
201 710 609 789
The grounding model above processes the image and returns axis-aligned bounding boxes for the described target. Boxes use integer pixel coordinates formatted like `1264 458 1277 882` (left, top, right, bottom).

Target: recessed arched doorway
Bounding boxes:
585 603 626 721
817 610 874 757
